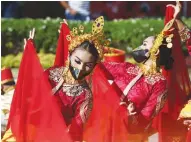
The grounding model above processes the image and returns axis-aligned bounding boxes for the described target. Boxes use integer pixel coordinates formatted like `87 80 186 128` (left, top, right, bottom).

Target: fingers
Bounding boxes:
183 120 191 126
166 4 175 8
29 30 32 38
28 28 35 39
129 111 137 116
127 102 137 116
23 38 27 49
60 19 68 25
176 1 181 7
63 19 68 25
128 102 135 109
58 19 68 33
119 101 128 107
31 28 35 39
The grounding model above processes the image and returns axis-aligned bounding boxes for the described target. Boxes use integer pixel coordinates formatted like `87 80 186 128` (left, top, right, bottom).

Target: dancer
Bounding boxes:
2 16 108 142
1 68 15 135
84 13 176 142
153 2 191 142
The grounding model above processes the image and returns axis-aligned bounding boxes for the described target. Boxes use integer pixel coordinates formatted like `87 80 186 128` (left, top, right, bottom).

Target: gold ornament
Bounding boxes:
140 19 175 75
167 43 173 48
66 16 108 63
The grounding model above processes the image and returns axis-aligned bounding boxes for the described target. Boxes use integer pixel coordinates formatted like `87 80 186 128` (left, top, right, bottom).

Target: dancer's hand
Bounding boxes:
24 28 35 49
166 1 181 19
28 28 35 40
58 19 68 33
23 38 27 49
127 102 137 116
183 119 191 130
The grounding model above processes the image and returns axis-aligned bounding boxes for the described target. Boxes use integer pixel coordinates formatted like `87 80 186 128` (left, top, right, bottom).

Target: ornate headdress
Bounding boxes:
66 16 110 63
149 19 175 59
140 19 175 75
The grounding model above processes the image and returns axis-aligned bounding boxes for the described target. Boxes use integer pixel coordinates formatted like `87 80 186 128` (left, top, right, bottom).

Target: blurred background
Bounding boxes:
1 1 191 19
1 1 191 75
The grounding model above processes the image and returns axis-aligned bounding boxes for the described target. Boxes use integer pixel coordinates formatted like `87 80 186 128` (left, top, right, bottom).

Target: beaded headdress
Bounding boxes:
149 19 175 58
66 16 110 63
140 19 175 75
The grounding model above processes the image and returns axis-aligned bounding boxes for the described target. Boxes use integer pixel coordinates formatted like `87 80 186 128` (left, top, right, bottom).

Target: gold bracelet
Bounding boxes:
179 26 190 42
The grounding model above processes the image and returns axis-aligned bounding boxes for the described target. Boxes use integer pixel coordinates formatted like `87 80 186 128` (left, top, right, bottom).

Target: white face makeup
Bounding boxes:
70 47 97 78
139 36 155 50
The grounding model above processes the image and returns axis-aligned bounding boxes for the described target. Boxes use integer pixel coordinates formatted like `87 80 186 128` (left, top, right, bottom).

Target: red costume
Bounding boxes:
44 66 93 141
152 5 191 142
3 16 106 142
83 62 168 142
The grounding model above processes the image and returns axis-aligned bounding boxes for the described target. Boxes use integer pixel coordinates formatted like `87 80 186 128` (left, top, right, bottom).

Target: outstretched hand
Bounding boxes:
24 28 35 49
183 119 191 130
166 1 181 19
127 102 137 116
58 19 68 33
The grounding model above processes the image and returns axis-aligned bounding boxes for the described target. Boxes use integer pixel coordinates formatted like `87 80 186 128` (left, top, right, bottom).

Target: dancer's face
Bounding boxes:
139 36 155 50
132 36 155 63
69 47 97 80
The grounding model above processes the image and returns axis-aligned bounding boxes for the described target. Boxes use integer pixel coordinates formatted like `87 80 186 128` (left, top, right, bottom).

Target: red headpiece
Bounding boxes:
1 67 15 85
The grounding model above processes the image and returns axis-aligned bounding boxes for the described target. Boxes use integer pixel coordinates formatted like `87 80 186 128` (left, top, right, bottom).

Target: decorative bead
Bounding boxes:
167 43 173 48
166 37 172 43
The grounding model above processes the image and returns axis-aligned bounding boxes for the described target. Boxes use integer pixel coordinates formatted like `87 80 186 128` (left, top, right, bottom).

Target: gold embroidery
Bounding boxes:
179 26 190 42
62 83 89 97
144 74 166 85
79 89 93 123
153 90 168 117
126 66 140 75
166 136 182 142
49 67 65 83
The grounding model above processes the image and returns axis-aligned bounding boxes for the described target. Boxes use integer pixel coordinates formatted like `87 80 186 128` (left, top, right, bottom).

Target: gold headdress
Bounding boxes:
140 19 175 75
66 16 110 63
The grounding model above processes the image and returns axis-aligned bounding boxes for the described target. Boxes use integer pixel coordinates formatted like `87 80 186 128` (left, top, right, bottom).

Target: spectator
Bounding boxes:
1 1 23 18
60 1 90 21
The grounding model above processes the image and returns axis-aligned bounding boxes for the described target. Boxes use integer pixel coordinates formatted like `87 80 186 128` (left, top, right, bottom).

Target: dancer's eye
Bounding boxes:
75 59 81 64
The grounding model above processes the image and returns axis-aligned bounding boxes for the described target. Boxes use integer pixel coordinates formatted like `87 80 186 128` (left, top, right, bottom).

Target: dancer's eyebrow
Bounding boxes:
75 56 94 64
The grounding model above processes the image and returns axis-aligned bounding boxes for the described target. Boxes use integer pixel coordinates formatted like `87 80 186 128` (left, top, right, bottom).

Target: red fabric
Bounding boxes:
44 66 93 141
163 6 190 117
83 64 129 142
54 23 70 67
152 5 191 142
1 68 14 82
186 129 191 142
84 62 167 142
7 39 72 142
103 62 167 122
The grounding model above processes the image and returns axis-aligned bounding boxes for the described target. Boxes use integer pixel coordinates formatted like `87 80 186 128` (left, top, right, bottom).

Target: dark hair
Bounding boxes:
77 40 99 62
3 81 15 86
156 37 174 70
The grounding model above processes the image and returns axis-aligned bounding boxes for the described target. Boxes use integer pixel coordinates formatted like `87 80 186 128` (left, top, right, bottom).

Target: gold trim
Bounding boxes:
1 67 10 71
4 86 15 94
1 79 14 85
1 128 16 141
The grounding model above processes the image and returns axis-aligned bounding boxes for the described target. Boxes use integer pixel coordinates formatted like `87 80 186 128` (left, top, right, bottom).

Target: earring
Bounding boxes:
166 37 172 43
167 43 173 48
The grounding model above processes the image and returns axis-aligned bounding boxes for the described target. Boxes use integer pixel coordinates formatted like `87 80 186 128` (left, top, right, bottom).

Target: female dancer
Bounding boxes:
2 16 108 142
84 14 176 142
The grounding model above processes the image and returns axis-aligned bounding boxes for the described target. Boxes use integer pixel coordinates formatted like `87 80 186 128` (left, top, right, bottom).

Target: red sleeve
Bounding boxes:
127 80 168 134
186 31 191 55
